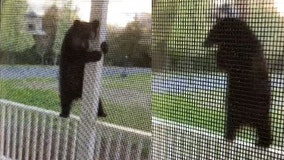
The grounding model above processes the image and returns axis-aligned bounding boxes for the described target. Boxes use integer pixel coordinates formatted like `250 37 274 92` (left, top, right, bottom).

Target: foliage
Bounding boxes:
153 0 284 72
34 4 59 65
105 14 151 67
246 1 284 72
0 0 33 54
53 0 78 62
0 0 78 65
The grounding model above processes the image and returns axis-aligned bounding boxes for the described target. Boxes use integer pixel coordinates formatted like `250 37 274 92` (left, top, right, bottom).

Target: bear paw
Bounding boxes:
59 113 70 118
101 42 108 54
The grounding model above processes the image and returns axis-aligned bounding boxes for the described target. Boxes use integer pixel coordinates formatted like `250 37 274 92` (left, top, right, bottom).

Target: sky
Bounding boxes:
27 0 151 27
275 0 284 16
26 0 284 25
74 0 151 26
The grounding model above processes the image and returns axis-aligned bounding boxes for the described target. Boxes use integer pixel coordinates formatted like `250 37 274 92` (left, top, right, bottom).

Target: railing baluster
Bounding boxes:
69 120 78 160
0 104 6 157
61 118 70 160
24 111 31 160
54 118 62 160
136 138 143 160
38 114 46 160
11 108 18 159
104 131 112 160
114 131 123 160
125 136 132 160
18 110 25 160
0 100 152 160
147 139 152 160
94 130 102 160
5 105 12 157
31 112 39 160
45 116 53 160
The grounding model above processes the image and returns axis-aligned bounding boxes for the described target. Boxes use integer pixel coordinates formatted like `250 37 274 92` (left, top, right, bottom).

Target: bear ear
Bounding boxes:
73 20 81 26
91 20 100 28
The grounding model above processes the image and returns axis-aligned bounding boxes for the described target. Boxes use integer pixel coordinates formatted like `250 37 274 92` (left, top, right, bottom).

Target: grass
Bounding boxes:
2 70 283 144
152 93 225 133
102 102 151 131
102 73 151 93
1 78 60 111
152 91 284 146
0 73 151 131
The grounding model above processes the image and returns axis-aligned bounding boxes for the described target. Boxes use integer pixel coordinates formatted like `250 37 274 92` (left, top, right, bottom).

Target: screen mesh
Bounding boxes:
152 0 284 159
1 0 284 159
0 0 151 159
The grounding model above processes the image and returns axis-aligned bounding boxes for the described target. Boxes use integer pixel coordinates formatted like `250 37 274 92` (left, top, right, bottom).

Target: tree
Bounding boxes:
152 0 178 71
0 0 33 64
105 13 151 67
33 4 58 65
53 0 78 65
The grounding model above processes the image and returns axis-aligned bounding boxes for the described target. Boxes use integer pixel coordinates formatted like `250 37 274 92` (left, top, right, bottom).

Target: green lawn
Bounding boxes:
103 73 151 94
1 78 60 111
152 91 284 146
1 70 283 143
153 93 225 133
0 73 151 131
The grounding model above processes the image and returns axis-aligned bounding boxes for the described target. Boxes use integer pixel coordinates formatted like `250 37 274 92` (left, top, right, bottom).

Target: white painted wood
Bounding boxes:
69 120 78 160
45 116 53 160
125 137 132 160
0 100 151 160
114 132 123 160
30 113 38 160
5 106 11 157
24 112 31 160
0 105 6 157
11 108 17 159
17 110 24 160
61 119 70 160
152 117 284 159
76 0 109 160
38 114 46 160
53 118 62 160
104 133 112 160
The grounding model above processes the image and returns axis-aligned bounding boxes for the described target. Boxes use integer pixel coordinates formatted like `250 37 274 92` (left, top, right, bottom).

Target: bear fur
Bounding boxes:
204 18 272 147
59 20 108 118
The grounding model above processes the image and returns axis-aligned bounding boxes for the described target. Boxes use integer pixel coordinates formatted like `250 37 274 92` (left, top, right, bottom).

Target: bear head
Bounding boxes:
68 20 100 52
204 18 253 47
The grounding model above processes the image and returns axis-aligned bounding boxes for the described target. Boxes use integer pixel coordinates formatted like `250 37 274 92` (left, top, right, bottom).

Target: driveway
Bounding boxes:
0 66 151 79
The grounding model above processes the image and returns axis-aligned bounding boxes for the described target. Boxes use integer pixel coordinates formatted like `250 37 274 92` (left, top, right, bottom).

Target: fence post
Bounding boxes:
76 0 109 160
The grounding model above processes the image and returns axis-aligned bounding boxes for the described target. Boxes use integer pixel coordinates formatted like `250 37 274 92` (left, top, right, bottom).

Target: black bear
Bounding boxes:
204 18 272 147
59 20 108 118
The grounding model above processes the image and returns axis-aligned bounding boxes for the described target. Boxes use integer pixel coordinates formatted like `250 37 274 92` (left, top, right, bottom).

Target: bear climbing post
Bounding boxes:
76 1 109 160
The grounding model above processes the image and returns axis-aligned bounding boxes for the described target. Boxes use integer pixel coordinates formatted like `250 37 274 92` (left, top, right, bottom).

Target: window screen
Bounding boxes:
0 0 151 159
152 0 284 159
1 0 284 159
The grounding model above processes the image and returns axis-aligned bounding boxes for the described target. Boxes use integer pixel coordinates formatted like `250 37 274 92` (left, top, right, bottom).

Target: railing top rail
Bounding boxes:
153 117 284 155
0 99 151 137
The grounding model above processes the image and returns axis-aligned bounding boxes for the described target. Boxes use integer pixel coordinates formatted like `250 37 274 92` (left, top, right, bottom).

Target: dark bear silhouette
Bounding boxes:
204 18 272 147
59 20 108 118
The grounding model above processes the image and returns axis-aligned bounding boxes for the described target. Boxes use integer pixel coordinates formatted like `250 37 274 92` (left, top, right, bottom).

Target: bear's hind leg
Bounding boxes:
98 98 107 117
60 96 73 118
225 115 239 142
256 119 272 148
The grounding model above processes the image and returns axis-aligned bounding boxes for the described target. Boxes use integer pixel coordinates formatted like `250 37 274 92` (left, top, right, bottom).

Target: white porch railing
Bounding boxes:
0 99 151 160
152 117 284 160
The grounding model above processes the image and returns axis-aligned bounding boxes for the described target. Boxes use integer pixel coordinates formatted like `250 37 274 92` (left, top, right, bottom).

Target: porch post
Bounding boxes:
76 0 109 160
